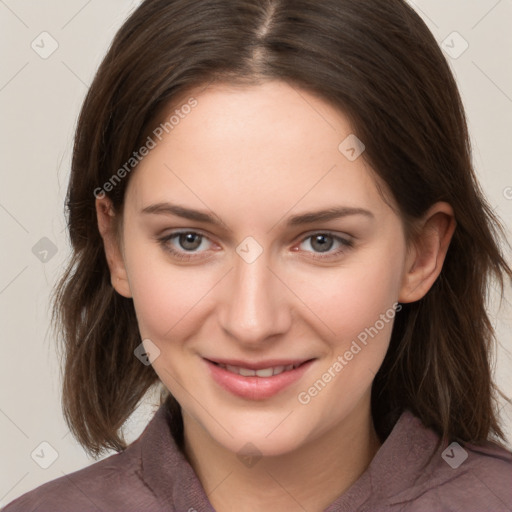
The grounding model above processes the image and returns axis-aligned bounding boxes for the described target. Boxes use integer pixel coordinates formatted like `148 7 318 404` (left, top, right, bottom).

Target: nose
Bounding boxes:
218 250 292 347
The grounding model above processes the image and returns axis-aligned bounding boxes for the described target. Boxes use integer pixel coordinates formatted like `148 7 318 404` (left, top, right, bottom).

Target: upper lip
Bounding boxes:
205 357 313 370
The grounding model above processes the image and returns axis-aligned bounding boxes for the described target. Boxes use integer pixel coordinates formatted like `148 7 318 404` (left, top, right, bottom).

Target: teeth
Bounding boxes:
272 365 285 376
217 362 300 377
256 367 274 377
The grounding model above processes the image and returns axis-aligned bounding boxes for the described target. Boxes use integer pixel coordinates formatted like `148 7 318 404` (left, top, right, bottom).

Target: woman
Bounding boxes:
4 0 511 510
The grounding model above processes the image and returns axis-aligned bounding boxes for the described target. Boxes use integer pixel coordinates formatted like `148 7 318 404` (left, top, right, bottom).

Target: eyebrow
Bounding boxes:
141 202 374 228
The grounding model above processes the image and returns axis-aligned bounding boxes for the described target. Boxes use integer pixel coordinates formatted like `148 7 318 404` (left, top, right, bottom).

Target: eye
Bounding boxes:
157 230 354 262
297 232 353 260
158 231 214 261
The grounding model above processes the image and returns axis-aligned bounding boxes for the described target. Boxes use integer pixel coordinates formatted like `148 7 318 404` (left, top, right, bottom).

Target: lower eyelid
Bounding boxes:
158 231 353 259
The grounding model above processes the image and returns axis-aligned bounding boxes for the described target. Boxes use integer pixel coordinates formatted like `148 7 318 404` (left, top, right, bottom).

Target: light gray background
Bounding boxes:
1 0 511 506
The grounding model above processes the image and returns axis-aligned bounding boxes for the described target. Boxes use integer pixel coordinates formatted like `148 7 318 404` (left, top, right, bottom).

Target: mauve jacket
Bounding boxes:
3 403 512 511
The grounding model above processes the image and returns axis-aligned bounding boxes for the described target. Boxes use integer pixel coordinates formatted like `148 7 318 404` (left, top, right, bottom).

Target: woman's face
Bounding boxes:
117 80 410 456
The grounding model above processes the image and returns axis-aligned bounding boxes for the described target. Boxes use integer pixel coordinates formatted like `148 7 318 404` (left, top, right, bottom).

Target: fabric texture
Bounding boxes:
3 402 512 511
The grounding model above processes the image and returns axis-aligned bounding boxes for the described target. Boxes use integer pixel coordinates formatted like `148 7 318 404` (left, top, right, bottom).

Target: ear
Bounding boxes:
398 202 456 303
96 197 132 298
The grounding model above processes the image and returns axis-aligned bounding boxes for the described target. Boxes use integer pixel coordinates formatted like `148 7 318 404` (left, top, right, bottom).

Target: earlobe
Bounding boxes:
398 202 456 303
95 197 132 298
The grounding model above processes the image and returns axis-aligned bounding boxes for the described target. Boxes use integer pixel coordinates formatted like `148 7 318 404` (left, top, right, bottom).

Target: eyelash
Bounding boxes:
157 230 354 262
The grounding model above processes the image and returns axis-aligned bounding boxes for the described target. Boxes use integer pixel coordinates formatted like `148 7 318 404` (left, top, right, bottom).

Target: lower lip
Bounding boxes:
205 359 314 400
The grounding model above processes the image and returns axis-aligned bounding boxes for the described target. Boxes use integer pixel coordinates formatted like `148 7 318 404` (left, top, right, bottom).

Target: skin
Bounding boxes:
96 80 456 511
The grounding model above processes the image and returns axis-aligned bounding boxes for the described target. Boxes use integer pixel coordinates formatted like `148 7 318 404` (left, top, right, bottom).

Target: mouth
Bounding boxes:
204 358 315 400
210 361 303 377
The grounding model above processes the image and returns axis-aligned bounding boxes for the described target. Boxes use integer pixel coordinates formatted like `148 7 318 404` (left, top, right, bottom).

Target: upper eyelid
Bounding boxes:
160 229 352 250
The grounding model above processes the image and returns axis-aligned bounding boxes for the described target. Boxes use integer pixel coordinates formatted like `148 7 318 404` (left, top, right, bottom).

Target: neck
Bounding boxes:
182 398 381 512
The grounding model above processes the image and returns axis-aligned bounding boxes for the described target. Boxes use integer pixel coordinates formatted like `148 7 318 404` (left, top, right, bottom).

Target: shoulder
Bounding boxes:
366 411 512 512
425 440 512 511
393 413 512 511
1 438 160 512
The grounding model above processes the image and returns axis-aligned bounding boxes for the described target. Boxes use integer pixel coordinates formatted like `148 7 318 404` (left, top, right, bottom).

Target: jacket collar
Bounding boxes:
139 400 215 511
138 400 439 511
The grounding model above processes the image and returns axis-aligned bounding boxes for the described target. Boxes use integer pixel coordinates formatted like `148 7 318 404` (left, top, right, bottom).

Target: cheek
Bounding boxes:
295 235 405 343
124 220 405 352
124 242 214 340
294 245 404 423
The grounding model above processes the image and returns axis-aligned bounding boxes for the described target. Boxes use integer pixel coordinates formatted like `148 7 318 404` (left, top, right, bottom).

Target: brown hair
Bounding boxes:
54 0 512 457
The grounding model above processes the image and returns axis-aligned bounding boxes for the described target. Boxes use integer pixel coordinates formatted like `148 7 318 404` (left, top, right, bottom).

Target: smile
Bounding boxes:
205 358 314 400
214 363 300 377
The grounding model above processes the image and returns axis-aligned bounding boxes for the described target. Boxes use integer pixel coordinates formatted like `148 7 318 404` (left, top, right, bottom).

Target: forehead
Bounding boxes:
126 81 394 224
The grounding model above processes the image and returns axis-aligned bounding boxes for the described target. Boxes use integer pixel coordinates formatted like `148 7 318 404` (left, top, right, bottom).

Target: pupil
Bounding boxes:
313 234 332 253
180 233 201 250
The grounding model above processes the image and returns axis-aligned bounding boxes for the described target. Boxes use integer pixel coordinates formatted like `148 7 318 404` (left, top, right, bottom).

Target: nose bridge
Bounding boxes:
220 246 290 344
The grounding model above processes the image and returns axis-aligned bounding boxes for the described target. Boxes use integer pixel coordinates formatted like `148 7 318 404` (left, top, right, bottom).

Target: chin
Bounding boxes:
226 430 307 459
199 410 315 459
